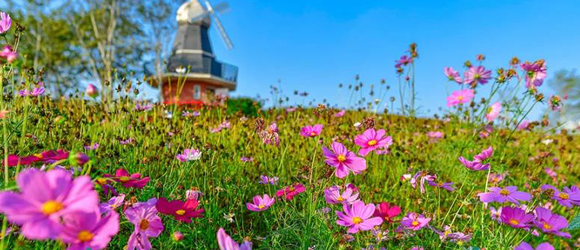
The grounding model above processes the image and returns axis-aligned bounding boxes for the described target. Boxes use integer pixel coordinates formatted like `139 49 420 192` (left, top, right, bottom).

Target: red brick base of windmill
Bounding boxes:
160 77 234 106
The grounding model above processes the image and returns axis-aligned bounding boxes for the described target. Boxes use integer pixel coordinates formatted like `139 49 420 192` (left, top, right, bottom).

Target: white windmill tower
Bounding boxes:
154 0 238 105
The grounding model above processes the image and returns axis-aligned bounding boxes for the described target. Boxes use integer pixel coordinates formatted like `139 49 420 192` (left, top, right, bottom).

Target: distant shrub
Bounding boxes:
226 97 262 117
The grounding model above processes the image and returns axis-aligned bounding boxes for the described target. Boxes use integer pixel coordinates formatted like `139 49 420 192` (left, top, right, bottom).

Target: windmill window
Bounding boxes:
193 85 201 99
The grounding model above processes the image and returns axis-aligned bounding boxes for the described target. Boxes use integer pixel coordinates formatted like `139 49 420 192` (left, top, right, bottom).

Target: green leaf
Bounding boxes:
568 214 580 231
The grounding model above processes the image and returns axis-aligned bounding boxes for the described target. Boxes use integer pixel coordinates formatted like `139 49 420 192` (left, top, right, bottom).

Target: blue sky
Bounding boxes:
150 0 580 118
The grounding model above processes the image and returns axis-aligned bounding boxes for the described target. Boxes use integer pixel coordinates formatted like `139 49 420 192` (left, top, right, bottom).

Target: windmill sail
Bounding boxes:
211 14 234 50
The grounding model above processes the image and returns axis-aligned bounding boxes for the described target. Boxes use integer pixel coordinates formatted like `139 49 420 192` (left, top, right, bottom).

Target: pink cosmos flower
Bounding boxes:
373 202 401 223
217 228 252 250
458 146 493 171
322 141 367 178
549 95 562 111
464 66 492 86
395 55 413 68
478 186 532 204
430 225 472 243
106 168 150 189
176 148 202 162
185 189 203 200
0 12 11 34
541 185 580 208
500 206 534 229
486 102 502 122
334 110 346 117
533 207 571 238
84 143 100 151
410 171 437 194
258 175 278 185
135 103 153 111
427 180 455 192
444 67 462 84
335 201 383 234
99 194 126 214
521 61 547 89
156 197 204 223
276 183 306 201
60 211 119 250
400 212 430 231
125 198 164 250
246 194 275 212
426 131 443 142
354 128 393 156
518 120 531 130
490 206 502 222
172 231 184 241
85 84 99 98
300 124 323 138
515 242 554 250
447 89 474 107
324 186 359 205
0 45 17 63
0 168 99 240
259 122 280 146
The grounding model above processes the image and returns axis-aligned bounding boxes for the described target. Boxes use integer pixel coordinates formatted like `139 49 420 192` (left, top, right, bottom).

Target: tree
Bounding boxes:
548 69 580 130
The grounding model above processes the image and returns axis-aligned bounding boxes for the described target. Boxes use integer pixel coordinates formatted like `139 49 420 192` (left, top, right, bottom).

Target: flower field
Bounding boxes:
1 11 580 250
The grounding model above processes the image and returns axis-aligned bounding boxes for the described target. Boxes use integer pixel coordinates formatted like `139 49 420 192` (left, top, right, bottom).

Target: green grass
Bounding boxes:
0 96 578 249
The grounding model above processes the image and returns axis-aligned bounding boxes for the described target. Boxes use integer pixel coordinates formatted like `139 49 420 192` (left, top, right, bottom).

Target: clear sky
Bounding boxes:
153 0 580 118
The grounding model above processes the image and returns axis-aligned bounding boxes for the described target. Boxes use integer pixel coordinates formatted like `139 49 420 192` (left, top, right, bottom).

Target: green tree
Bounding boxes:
548 69 580 129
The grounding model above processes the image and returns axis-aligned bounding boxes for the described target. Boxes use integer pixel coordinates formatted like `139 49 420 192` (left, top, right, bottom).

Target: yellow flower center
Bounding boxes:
509 219 519 225
96 178 107 185
175 209 186 215
559 193 569 200
352 217 363 224
77 230 94 242
288 186 295 192
457 95 464 101
367 140 377 146
139 219 150 230
310 132 316 136
337 196 344 202
411 221 419 226
543 222 552 230
119 176 131 182
474 73 480 79
499 189 510 196
258 205 265 209
41 200 64 215
337 154 346 162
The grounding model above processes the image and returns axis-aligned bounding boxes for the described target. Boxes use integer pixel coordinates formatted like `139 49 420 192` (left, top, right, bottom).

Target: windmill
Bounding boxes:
151 0 238 106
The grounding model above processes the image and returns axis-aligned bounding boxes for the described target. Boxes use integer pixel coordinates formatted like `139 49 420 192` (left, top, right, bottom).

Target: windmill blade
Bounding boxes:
211 13 234 50
212 2 230 13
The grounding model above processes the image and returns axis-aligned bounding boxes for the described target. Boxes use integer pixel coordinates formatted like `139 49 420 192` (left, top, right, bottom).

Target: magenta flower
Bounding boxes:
444 67 462 84
246 194 275 212
106 168 150 189
447 89 474 107
354 128 393 156
464 66 492 86
185 189 203 200
324 186 359 205
515 242 554 250
19 82 46 97
518 120 531 130
336 201 383 234
0 12 11 34
458 146 493 171
322 141 367 178
259 122 280 146
300 124 323 138
217 228 252 250
334 110 346 117
500 206 534 228
176 148 202 162
430 225 472 243
533 207 571 238
84 143 100 151
0 168 99 240
258 175 278 185
541 185 580 208
99 194 126 214
125 199 164 250
395 55 413 68
548 95 562 111
521 61 547 89
85 84 99 98
410 171 437 194
276 183 306 201
60 211 119 250
0 45 17 63
373 202 401 223
489 206 502 222
478 186 532 204
427 180 455 192
426 131 443 142
400 212 431 231
486 102 502 122
156 197 204 223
